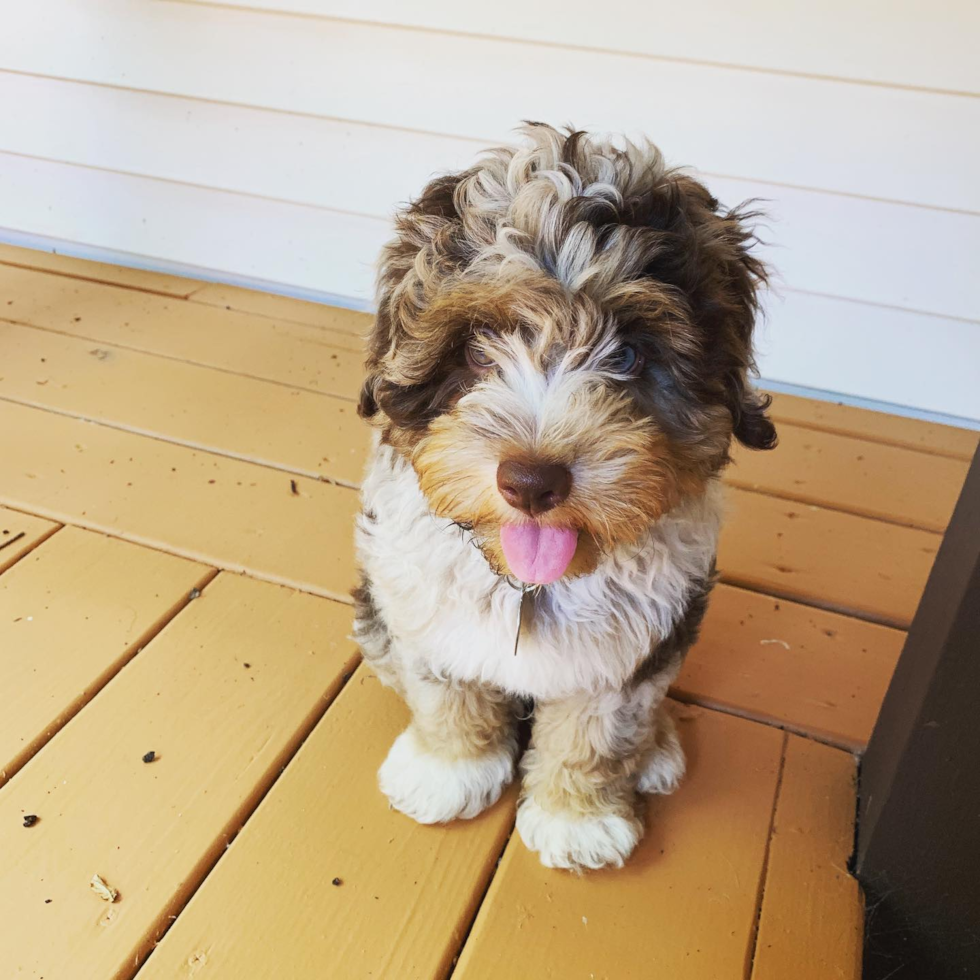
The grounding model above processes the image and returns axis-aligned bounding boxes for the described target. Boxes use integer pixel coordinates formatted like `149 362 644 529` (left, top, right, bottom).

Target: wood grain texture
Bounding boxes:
0 573 358 980
0 527 211 786
140 666 515 980
0 506 59 573
453 706 784 980
188 280 371 335
751 736 863 980
0 240 197 297
0 261 364 387
767 392 980 461
729 423 968 532
0 321 366 484
720 489 938 628
675 584 905 751
0 400 359 600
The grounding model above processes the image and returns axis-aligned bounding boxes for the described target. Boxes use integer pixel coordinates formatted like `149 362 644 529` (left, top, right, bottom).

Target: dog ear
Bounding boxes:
358 172 472 426
729 377 777 450
670 178 777 452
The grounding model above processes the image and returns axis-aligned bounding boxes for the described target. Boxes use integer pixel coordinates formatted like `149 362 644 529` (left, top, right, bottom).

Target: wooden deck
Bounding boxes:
0 244 975 980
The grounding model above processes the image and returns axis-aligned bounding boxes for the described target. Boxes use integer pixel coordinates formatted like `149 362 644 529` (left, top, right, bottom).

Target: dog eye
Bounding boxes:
608 344 643 376
466 341 496 371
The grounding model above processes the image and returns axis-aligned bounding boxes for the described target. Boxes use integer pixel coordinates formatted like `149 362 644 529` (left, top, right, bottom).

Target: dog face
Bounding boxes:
359 124 775 580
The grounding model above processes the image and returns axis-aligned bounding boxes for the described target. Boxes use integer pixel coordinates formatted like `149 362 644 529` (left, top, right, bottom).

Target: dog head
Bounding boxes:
359 123 775 583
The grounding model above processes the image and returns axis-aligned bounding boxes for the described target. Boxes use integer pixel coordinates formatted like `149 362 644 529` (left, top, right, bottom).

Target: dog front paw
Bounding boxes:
516 797 643 871
637 714 686 795
378 728 515 824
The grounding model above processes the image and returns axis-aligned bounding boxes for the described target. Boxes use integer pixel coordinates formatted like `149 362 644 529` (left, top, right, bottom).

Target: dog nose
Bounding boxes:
496 459 572 517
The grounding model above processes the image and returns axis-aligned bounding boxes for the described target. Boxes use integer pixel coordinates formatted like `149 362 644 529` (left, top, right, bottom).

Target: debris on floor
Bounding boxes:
90 874 119 903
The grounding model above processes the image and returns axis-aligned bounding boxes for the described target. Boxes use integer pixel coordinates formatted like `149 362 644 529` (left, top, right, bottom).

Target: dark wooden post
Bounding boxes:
856 445 980 979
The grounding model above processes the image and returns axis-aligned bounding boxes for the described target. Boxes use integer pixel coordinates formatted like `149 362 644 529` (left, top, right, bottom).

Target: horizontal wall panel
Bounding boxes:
2 74 976 321
2 153 977 420
1 0 977 211
203 0 979 94
0 153 390 301
756 291 980 422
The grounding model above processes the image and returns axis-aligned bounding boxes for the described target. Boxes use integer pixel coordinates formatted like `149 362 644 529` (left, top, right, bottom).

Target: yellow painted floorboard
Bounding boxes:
675 583 904 750
0 321 366 485
453 706 785 980
0 506 59 573
0 573 358 980
0 527 212 787
140 666 516 980
0 243 197 298
730 422 967 532
188 280 371 336
720 488 937 628
751 736 863 980
0 400 359 600
767 391 979 461
0 264 365 394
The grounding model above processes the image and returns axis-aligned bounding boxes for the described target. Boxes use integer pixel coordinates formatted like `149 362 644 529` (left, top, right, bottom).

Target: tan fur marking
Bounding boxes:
404 667 517 762
522 682 673 819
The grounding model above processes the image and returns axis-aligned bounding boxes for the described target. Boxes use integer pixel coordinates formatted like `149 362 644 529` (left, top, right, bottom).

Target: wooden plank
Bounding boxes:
453 706 784 980
0 527 212 787
0 573 358 980
0 400 359 600
215 0 980 94
189 280 371 334
675 584 905 751
0 262 365 391
0 321 367 485
5 75 979 325
139 666 515 980
751 736 863 980
767 391 980 462
729 422 968 532
0 241 196 298
2 1 976 212
0 506 59 574
720 489 938 628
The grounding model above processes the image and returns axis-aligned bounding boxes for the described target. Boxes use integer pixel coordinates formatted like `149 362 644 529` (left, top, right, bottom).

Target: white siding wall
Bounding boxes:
1 0 978 420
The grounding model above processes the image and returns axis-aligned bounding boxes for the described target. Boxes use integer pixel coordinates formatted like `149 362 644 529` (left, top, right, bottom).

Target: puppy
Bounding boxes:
353 123 776 871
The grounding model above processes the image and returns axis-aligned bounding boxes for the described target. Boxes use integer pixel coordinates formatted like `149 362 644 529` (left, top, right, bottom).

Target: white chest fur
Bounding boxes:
355 444 722 701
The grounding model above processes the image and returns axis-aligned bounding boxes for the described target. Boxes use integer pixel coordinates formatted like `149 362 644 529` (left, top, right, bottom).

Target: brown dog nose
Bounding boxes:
496 459 572 517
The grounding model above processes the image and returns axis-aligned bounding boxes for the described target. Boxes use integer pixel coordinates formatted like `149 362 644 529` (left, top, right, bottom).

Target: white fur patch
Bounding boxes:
357 444 721 701
637 722 686 795
378 728 516 824
516 798 643 871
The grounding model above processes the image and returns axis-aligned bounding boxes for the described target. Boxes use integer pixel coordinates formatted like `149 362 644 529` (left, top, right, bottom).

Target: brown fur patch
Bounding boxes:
359 123 775 572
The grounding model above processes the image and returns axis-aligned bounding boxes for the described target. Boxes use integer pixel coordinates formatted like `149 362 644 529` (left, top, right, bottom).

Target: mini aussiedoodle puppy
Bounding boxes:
353 123 776 871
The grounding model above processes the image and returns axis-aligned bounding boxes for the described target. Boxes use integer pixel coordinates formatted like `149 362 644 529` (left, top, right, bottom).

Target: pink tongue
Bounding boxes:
500 524 579 585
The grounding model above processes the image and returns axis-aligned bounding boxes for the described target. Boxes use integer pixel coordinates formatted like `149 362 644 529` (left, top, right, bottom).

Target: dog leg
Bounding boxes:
518 681 679 871
378 668 518 824
637 708 686 795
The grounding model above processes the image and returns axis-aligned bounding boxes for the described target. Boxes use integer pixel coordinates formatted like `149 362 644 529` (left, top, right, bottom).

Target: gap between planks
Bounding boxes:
744 731 790 980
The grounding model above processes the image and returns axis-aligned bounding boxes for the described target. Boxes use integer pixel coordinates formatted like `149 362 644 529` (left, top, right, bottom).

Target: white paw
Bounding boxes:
637 716 686 795
378 728 516 824
516 797 642 871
